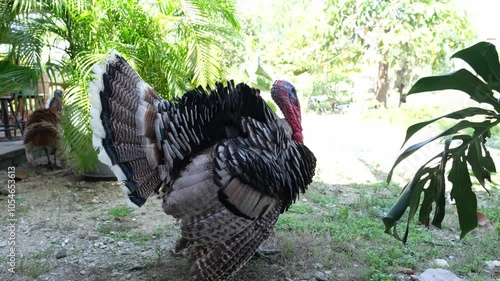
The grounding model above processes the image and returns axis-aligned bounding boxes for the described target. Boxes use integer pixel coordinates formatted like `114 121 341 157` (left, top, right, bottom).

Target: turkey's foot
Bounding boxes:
170 237 190 257
44 162 61 170
253 248 281 261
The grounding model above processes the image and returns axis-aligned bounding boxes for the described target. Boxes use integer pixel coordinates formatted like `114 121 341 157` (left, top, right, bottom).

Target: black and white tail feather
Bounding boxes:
89 50 317 281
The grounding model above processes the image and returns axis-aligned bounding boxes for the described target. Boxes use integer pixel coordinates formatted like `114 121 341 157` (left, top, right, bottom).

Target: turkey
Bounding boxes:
89 51 316 281
24 89 63 168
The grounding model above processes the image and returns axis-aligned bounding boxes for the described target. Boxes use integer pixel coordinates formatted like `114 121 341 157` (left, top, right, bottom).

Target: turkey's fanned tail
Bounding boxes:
89 51 165 208
90 50 278 209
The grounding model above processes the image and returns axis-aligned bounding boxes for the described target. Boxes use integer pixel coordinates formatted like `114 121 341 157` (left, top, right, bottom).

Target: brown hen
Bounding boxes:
23 90 63 168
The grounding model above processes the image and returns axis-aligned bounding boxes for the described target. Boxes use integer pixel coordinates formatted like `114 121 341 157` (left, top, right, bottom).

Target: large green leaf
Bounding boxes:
407 69 499 111
399 107 496 151
448 153 478 239
387 119 494 183
451 41 500 91
418 174 437 226
467 135 489 188
383 163 437 242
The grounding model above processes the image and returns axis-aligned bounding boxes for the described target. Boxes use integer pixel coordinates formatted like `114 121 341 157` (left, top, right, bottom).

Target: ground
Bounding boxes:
0 113 498 281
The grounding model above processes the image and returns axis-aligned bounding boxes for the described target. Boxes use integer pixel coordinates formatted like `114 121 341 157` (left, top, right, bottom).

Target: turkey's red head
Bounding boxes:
271 80 303 143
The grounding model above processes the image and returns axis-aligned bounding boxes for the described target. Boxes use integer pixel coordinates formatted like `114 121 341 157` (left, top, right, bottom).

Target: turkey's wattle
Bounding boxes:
271 80 303 143
89 51 316 281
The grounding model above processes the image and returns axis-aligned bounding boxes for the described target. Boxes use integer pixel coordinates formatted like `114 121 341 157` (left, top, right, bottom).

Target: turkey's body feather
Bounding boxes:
23 106 61 164
89 51 316 280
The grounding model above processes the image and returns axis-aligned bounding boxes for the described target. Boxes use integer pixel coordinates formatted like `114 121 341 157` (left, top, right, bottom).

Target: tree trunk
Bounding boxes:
375 60 389 108
396 59 408 108
398 84 406 107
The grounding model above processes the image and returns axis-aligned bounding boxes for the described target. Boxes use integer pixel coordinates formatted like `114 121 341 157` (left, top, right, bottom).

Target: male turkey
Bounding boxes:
89 51 316 281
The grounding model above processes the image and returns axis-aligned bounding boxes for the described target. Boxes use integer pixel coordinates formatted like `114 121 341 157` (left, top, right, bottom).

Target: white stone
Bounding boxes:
434 259 450 268
419 268 462 281
486 260 500 270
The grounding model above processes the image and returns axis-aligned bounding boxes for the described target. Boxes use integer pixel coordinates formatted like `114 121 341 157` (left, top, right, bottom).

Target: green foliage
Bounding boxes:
1 0 240 172
369 270 393 281
108 206 134 218
325 0 475 105
223 0 361 83
18 248 54 278
384 42 500 243
310 74 354 103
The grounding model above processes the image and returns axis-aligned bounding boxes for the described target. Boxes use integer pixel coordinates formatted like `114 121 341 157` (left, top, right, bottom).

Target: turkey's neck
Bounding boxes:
50 97 62 112
282 106 303 143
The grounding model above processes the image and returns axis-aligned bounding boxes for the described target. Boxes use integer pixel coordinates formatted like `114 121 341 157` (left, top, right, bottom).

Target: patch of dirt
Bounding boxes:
1 160 320 281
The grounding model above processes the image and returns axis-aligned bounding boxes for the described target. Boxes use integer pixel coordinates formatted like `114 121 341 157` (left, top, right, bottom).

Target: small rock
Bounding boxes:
117 241 125 247
0 240 7 248
14 170 29 180
88 235 99 241
124 273 132 280
55 249 67 259
324 271 332 275
314 263 324 269
433 259 449 268
99 244 107 249
399 267 414 275
485 260 500 277
476 211 490 227
419 268 462 281
314 271 329 281
80 270 86 275
399 268 414 275
486 260 500 270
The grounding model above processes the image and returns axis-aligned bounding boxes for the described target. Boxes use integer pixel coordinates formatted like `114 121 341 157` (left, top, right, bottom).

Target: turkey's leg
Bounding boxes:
44 147 53 169
53 148 61 169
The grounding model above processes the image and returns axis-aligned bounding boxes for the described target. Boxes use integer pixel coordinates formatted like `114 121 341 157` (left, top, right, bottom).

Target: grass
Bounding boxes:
272 181 500 281
97 206 166 245
17 248 55 278
108 206 134 219
96 221 152 245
